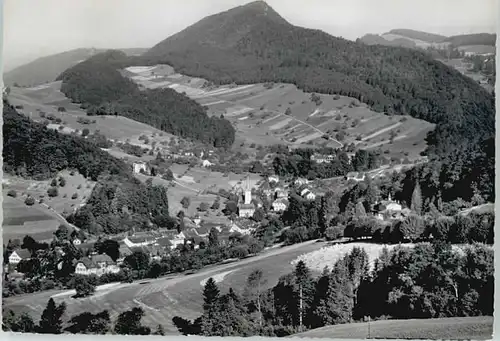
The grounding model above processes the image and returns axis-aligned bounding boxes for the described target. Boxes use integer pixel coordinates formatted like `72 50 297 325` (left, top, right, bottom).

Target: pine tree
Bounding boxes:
37 298 66 334
294 260 311 330
203 277 220 313
410 182 422 215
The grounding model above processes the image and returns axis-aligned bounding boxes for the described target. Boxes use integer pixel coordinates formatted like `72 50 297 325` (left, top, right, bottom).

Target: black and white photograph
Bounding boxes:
1 0 496 339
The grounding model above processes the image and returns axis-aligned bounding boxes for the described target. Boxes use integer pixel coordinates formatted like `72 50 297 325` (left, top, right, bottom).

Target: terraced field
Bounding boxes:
125 65 435 160
3 240 325 334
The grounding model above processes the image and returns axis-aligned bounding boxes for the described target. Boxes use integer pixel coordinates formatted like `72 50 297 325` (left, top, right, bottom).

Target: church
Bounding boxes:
238 176 256 218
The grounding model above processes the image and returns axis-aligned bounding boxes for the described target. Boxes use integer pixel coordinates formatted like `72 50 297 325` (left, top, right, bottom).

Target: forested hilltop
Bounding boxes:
3 102 170 235
142 1 494 154
57 50 235 148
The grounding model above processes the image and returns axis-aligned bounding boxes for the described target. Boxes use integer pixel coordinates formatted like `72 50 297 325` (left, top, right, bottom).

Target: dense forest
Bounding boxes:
3 102 170 235
142 1 495 154
57 50 235 148
3 101 128 180
170 243 493 336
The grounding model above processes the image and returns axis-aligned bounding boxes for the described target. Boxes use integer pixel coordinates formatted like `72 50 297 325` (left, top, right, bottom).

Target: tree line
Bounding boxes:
171 242 493 336
3 297 163 335
272 147 381 179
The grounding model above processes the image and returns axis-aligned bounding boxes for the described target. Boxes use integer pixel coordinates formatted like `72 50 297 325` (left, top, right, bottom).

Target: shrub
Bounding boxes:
72 193 79 199
47 187 59 197
57 106 66 112
7 189 17 198
59 177 66 187
82 128 90 137
51 178 58 187
25 196 35 206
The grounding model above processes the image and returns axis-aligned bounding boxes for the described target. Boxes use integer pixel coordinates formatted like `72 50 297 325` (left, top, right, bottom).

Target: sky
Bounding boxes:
3 0 497 72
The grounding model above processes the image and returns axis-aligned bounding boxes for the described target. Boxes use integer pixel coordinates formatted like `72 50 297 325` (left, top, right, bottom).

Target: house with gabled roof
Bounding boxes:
74 254 120 276
272 198 289 212
9 249 31 265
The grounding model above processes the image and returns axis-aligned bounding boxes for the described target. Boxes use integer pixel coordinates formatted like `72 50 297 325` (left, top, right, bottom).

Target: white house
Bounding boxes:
202 160 214 168
310 154 334 164
170 232 187 249
272 198 289 212
133 162 148 174
268 175 280 183
346 172 365 182
294 178 309 186
72 238 82 246
74 254 120 276
300 188 316 201
9 249 31 265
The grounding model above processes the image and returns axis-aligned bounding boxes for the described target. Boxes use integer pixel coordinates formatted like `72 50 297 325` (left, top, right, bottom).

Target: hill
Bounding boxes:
293 316 493 339
142 1 495 154
358 34 417 49
3 101 170 235
445 33 496 47
4 48 148 87
386 29 448 43
57 50 236 148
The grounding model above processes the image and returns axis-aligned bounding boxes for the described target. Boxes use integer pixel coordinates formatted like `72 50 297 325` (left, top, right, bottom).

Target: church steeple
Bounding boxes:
244 175 252 205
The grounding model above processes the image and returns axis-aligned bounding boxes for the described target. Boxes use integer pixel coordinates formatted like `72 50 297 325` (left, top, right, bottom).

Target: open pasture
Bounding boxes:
2 240 325 334
8 83 178 153
126 64 435 159
2 193 60 242
293 316 493 339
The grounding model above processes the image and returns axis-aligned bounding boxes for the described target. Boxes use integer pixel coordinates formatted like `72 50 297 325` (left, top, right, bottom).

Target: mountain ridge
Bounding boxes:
141 1 495 155
4 47 149 87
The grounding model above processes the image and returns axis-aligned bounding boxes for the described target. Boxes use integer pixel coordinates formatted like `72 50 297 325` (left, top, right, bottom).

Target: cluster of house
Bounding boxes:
8 220 253 277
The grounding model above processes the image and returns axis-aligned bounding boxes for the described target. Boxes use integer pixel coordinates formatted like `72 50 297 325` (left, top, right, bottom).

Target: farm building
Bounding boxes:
8 249 31 265
132 161 148 174
74 254 120 276
346 172 366 182
272 198 289 212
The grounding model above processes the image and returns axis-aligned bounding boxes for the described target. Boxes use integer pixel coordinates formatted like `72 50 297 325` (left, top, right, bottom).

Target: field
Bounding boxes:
293 316 493 339
2 240 326 334
291 242 415 272
3 171 95 242
8 81 179 148
136 165 263 218
125 65 435 160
